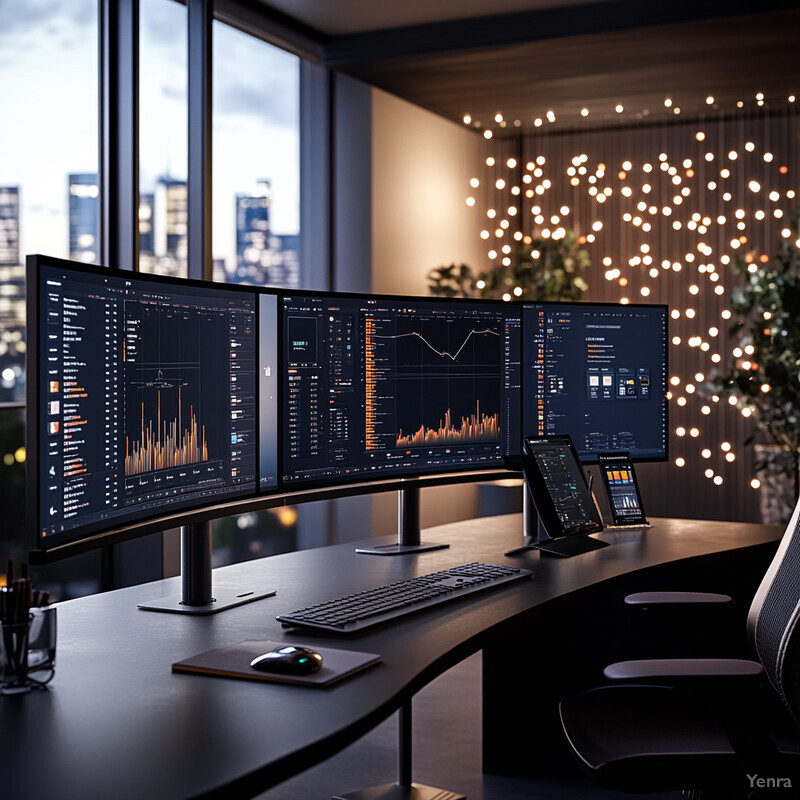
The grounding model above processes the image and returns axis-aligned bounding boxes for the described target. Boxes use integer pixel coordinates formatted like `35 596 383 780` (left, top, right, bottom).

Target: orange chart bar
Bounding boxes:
124 388 208 476
396 401 499 448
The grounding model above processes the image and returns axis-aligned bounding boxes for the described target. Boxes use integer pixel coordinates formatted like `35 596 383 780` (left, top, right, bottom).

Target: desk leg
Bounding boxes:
332 700 465 800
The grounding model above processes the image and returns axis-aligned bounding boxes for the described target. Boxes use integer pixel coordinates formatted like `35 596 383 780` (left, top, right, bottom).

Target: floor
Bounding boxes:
256 652 682 800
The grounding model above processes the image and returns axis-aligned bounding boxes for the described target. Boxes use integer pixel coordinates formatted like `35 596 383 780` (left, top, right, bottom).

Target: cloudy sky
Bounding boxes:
0 0 300 268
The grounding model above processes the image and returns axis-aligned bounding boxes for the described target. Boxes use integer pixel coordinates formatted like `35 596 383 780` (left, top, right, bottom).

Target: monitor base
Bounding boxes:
355 542 448 556
137 587 276 614
333 782 465 800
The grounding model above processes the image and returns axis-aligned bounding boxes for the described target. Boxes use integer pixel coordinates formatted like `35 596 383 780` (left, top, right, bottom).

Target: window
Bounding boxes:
212 22 300 287
139 0 188 277
0 0 98 401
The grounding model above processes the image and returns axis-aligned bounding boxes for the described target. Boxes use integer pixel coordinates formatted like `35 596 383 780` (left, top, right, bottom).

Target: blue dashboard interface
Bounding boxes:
522 302 667 462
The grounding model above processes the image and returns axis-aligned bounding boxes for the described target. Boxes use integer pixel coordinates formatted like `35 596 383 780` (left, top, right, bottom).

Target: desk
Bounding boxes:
2 515 780 799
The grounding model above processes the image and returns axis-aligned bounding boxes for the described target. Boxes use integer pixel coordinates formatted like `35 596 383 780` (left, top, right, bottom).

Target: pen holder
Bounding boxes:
27 605 57 685
1 618 31 693
1 606 57 694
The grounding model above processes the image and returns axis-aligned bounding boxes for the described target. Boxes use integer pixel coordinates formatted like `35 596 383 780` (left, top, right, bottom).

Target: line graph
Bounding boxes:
372 327 499 363
365 312 503 451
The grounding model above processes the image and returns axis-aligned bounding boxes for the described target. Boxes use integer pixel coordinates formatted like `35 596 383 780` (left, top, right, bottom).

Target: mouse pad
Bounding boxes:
172 640 382 687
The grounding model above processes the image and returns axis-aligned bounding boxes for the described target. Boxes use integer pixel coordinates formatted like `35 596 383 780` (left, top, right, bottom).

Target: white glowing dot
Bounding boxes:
689 427 699 437
764 152 774 162
705 469 714 478
728 396 738 406
677 396 687 406
676 426 686 436
486 157 495 166
751 479 761 489
463 115 472 125
480 230 490 240
671 309 680 319
721 441 731 452
487 209 497 219
502 292 511 301
701 448 711 458
701 405 711 415
476 279 486 289
620 297 630 304
748 180 761 192
685 308 696 318
714 476 723 486
707 181 717 191
714 286 725 295
592 220 603 232
726 452 736 463
506 157 517 168
513 286 523 297
686 384 696 394
484 130 493 140
705 152 714 162
689 285 699 295
466 197 476 207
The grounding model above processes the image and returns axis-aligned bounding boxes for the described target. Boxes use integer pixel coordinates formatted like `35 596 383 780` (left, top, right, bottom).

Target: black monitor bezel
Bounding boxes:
25 254 279 556
278 287 521 490
520 300 669 465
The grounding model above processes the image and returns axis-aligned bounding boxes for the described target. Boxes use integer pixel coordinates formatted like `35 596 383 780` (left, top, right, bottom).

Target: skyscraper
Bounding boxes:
236 180 271 282
68 173 99 263
0 187 20 266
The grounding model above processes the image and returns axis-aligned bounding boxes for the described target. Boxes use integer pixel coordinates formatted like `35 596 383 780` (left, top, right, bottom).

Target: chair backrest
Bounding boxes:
747 493 800 727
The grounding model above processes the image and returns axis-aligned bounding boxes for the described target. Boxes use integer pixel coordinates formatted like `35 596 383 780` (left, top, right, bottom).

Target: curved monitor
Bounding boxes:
521 301 668 463
280 291 521 487
27 255 277 555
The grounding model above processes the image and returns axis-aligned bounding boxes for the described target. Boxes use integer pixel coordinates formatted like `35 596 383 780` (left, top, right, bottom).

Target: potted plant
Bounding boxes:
714 210 800 521
428 230 590 302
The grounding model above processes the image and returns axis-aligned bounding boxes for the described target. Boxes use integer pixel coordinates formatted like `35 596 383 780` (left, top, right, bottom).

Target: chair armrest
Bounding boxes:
624 591 733 607
604 658 763 682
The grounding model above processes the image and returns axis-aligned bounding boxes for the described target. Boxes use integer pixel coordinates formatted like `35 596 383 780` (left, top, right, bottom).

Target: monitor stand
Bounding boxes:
333 700 465 800
355 486 449 556
504 483 609 559
137 521 276 614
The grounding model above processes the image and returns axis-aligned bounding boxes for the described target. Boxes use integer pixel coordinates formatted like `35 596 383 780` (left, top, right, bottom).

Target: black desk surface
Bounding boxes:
2 515 780 800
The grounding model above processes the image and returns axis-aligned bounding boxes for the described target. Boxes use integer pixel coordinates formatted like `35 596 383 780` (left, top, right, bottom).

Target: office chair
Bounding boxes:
558 495 800 796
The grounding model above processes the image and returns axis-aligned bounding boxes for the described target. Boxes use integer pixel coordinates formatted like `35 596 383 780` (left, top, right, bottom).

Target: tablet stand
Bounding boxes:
504 482 609 558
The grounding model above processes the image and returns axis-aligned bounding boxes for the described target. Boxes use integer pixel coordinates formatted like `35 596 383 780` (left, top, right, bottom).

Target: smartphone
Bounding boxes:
598 452 649 527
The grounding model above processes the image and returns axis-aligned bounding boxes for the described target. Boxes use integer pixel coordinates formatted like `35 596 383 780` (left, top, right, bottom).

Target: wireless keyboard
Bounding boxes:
276 561 532 634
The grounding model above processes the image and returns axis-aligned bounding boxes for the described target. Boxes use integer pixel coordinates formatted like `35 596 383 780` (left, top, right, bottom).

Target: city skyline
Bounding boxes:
0 0 300 272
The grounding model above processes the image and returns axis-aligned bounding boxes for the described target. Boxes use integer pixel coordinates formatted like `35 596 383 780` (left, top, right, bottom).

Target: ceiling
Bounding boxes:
253 0 800 133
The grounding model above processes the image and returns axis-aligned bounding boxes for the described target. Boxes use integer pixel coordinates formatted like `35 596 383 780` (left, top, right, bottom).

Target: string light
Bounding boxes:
470 96 796 488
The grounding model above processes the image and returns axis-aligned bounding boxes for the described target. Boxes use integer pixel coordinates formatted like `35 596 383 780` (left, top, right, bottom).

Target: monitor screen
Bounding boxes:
28 255 274 553
521 302 667 462
281 292 521 486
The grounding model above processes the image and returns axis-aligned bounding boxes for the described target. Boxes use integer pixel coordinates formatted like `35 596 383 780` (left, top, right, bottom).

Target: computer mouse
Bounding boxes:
250 645 323 675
